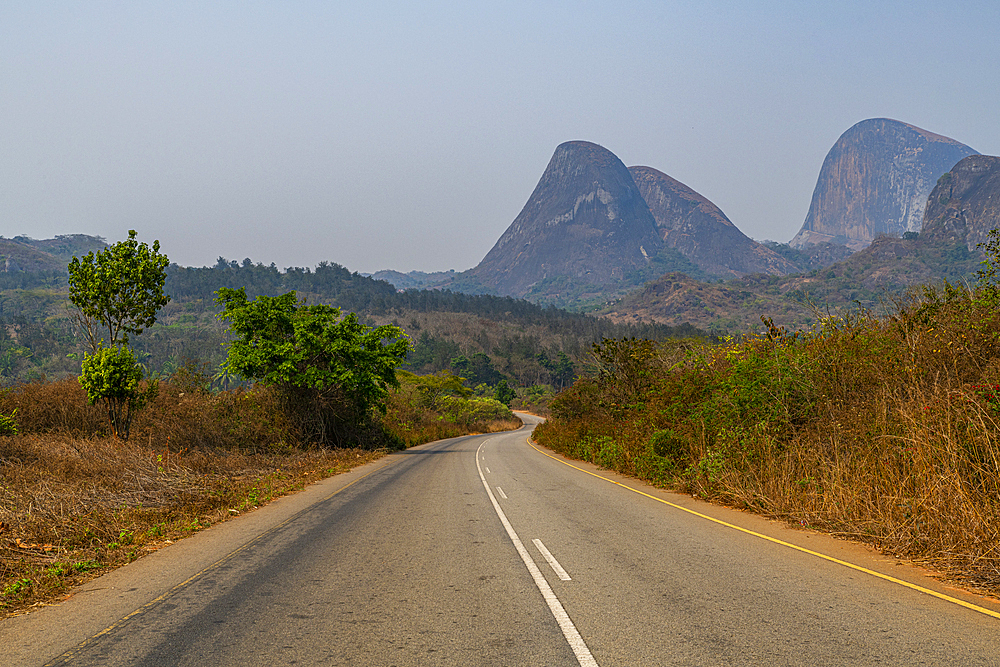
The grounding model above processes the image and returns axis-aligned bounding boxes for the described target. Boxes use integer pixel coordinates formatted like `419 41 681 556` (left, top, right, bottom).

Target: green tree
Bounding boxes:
78 345 157 441
450 352 501 387
494 379 516 407
69 231 168 440
68 230 170 352
215 287 411 446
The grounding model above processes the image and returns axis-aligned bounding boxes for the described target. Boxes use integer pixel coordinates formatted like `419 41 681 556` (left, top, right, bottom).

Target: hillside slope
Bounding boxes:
630 165 797 277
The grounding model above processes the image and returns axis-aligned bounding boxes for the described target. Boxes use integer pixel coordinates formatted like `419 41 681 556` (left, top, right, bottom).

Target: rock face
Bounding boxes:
921 154 1000 252
629 166 797 277
468 141 663 298
790 118 977 250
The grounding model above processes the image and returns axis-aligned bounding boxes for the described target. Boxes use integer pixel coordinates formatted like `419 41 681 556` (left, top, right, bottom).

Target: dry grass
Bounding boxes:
536 287 1000 597
0 372 522 616
0 433 383 616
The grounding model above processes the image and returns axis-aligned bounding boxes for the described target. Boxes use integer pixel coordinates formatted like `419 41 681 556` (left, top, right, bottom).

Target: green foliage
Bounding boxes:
215 287 410 446
396 370 470 409
67 231 167 440
450 352 501 387
974 228 1000 308
79 346 157 440
0 408 18 435
494 379 516 406
434 394 514 427
68 230 170 351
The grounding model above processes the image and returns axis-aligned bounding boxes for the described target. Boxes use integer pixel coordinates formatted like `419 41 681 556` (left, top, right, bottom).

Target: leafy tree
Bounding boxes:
494 379 516 407
68 230 170 352
78 345 157 441
69 231 168 440
552 351 576 389
450 352 501 387
215 287 411 446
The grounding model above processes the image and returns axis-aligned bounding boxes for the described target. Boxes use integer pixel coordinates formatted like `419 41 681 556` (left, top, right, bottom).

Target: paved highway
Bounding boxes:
4 414 999 665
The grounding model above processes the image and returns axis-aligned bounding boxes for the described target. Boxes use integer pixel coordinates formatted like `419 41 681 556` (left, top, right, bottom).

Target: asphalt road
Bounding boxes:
4 414 1000 666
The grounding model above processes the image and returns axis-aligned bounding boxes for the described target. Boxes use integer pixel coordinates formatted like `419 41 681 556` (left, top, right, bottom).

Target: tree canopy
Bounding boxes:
215 287 410 445
68 229 170 351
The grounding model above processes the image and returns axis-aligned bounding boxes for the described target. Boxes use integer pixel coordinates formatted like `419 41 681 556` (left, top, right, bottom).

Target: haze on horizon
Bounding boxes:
3 1 998 274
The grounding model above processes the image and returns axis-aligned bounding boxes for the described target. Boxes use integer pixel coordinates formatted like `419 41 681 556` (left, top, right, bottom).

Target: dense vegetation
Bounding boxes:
536 266 1000 595
0 258 706 410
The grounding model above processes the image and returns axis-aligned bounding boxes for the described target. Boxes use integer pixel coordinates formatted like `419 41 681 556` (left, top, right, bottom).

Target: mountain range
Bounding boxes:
7 119 996 334
605 153 1000 331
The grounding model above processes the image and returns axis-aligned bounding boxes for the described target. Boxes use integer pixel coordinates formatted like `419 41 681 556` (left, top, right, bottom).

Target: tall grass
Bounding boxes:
535 284 1000 595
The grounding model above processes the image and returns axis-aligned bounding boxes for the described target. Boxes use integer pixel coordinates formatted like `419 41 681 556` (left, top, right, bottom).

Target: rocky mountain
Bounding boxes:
607 158 1000 333
629 166 797 277
466 141 809 305
920 154 1000 252
466 141 663 299
790 118 978 250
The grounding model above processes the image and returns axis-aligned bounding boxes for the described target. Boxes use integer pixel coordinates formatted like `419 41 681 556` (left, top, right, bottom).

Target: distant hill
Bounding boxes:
604 230 982 333
0 252 706 387
790 118 977 250
367 269 458 291
629 166 797 277
761 240 856 273
0 234 108 274
11 234 108 261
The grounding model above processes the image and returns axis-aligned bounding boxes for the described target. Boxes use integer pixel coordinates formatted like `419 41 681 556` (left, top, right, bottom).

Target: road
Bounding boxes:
4 414 1000 665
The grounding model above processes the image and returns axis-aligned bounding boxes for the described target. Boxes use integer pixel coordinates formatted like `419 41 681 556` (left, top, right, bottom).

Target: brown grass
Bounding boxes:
535 288 1000 597
0 373 522 616
0 432 383 616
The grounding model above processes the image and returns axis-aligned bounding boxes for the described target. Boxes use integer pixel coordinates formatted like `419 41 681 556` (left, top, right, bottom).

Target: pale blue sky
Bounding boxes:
2 1 998 272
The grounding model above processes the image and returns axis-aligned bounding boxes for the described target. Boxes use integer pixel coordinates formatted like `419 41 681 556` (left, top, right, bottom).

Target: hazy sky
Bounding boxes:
3 1 998 273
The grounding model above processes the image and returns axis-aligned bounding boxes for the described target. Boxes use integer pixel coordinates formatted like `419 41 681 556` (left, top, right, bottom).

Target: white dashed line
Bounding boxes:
533 539 571 581
476 440 598 667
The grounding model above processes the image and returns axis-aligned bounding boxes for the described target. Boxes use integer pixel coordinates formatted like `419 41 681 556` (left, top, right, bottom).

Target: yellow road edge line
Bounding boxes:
526 438 1000 621
44 459 397 666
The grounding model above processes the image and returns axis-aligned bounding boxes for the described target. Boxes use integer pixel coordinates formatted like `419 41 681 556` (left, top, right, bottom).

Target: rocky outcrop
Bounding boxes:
920 155 1000 252
790 118 977 250
468 141 663 298
629 166 797 277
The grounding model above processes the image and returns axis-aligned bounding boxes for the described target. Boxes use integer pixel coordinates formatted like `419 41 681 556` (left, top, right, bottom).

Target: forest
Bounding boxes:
0 257 707 401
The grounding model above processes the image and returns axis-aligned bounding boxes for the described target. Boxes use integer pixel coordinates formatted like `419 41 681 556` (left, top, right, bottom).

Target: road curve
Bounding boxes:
4 414 999 666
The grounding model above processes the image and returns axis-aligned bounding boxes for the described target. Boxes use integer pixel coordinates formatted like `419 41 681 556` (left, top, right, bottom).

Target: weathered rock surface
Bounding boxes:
921 154 1000 252
790 118 977 250
629 166 797 277
467 141 663 298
